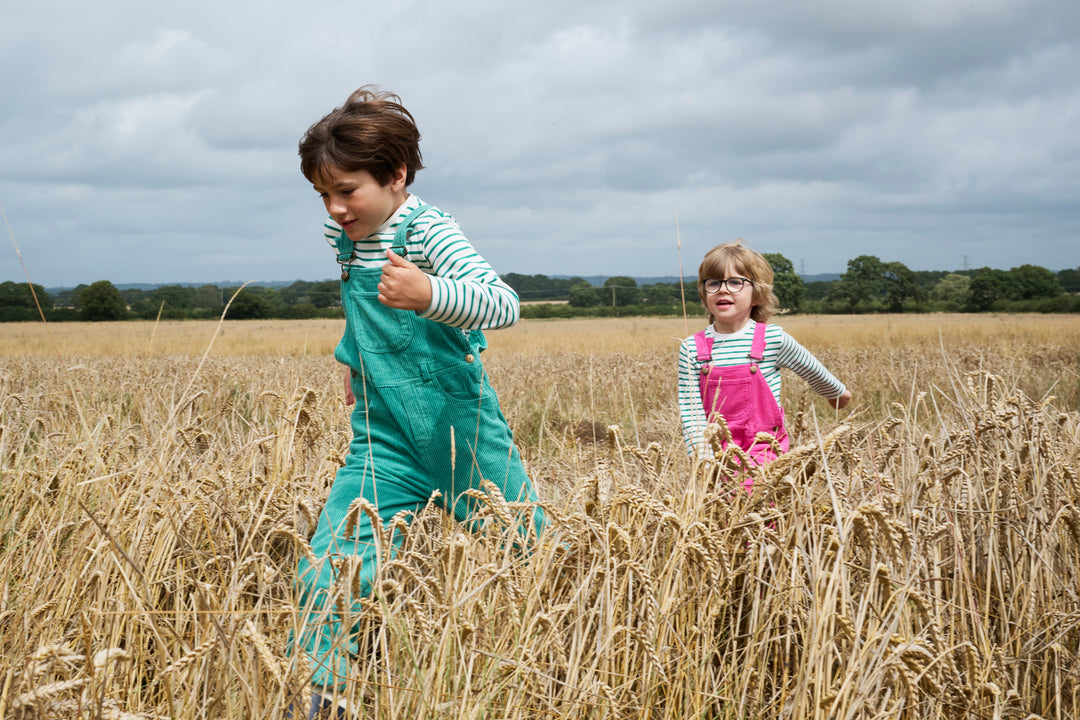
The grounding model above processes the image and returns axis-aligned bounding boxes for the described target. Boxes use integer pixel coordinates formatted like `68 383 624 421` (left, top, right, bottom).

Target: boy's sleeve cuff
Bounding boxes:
417 273 445 319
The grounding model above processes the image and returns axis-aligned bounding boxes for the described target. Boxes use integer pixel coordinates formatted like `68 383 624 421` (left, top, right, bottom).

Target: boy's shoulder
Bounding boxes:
402 199 460 232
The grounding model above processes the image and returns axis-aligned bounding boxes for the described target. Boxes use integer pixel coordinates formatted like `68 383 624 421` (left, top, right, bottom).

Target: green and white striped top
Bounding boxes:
324 194 519 331
678 320 846 455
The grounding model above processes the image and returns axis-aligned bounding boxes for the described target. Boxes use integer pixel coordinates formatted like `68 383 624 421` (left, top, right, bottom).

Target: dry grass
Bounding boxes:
1 314 1078 719
0 319 345 358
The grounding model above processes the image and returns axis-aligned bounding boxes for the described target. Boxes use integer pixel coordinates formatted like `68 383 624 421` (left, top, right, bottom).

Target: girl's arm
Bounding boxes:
828 389 852 409
775 331 848 403
678 337 709 456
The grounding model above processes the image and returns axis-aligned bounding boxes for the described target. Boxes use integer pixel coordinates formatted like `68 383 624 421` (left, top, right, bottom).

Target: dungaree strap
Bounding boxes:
693 330 712 363
391 204 431 256
749 322 766 361
335 230 354 265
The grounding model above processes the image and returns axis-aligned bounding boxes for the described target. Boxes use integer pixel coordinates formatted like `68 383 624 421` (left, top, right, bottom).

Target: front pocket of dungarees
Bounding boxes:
704 374 754 425
432 363 486 403
392 383 436 451
344 290 414 354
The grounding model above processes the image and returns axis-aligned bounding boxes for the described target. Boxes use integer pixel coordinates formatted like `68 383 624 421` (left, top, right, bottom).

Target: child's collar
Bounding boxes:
706 319 752 340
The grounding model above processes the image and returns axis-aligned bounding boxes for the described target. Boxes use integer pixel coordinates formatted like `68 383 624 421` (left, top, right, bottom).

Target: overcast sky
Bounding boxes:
2 0 1078 288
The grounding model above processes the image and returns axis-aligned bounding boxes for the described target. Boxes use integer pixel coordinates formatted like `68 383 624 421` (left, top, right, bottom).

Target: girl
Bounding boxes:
678 240 851 488
290 86 545 713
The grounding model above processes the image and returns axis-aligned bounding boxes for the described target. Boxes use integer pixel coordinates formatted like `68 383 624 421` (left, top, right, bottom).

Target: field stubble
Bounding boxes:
1 314 1079 719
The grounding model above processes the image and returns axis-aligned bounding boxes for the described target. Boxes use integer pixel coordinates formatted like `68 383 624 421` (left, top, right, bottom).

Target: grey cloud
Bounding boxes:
2 0 1078 287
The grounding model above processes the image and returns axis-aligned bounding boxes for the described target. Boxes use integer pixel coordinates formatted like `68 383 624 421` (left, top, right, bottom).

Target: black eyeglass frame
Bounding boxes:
703 277 753 295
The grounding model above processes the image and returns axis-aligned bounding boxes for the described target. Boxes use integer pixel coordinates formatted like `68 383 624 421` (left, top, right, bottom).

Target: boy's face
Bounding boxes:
313 165 409 241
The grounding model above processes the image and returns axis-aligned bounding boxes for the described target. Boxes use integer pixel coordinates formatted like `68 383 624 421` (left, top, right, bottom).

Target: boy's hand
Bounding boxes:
829 389 852 410
378 249 432 311
343 366 354 405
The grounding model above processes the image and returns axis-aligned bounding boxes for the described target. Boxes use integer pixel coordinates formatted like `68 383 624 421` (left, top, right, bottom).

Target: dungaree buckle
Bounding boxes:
338 251 356 281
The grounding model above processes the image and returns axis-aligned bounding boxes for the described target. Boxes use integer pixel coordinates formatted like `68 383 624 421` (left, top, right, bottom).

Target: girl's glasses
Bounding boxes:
704 277 752 295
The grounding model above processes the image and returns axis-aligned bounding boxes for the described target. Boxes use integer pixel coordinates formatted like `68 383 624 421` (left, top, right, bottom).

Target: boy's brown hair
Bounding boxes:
697 239 779 323
299 86 424 187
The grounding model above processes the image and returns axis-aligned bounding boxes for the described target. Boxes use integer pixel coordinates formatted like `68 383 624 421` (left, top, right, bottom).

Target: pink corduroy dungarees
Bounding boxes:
695 322 790 492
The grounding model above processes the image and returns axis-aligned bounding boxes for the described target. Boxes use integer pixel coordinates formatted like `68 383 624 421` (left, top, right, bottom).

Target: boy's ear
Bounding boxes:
389 165 408 191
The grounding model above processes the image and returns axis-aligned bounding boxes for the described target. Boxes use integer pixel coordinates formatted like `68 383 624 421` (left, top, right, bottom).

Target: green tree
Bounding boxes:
763 252 804 313
147 284 198 318
280 281 310 307
645 283 679 307
1007 264 1061 300
120 288 150 313
502 273 580 302
0 281 52 310
568 281 600 308
309 280 340 308
256 287 286 316
931 273 971 307
226 290 272 319
151 285 196 310
803 280 835 301
77 281 128 321
965 268 1010 312
504 273 540 301
193 284 224 310
881 261 924 312
827 255 886 312
602 276 641 307
912 270 949 295
1057 267 1080 294
0 281 52 321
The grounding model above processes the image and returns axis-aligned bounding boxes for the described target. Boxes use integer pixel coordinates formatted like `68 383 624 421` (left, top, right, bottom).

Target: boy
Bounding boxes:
291 86 544 714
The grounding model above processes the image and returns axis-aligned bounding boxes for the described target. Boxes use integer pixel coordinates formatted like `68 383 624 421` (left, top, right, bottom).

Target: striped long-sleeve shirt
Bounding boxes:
324 194 519 330
678 320 846 455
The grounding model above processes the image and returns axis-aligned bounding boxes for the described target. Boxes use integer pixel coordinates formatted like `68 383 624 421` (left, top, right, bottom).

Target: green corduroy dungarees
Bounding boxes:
293 204 544 688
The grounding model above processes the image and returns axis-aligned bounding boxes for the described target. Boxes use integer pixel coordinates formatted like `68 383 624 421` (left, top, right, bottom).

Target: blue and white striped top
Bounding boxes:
678 320 846 455
324 194 519 331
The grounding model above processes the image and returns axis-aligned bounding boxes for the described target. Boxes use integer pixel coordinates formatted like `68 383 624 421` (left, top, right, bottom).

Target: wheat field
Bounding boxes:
1 314 1078 719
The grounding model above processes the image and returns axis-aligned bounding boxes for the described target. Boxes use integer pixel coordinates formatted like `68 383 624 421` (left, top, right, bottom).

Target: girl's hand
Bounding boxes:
829 389 852 410
378 249 432 311
343 366 355 405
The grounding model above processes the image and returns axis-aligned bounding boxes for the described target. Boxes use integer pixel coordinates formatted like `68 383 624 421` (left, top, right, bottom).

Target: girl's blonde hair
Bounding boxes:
697 239 779 323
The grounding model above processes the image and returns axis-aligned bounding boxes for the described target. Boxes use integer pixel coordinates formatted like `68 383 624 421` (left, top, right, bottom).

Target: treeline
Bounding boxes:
517 253 805 319
0 280 343 322
2 256 1078 322
516 256 1080 318
801 257 1080 314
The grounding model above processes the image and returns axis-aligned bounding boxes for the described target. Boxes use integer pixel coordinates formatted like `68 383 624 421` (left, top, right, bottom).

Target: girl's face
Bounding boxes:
706 263 757 334
313 164 409 241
